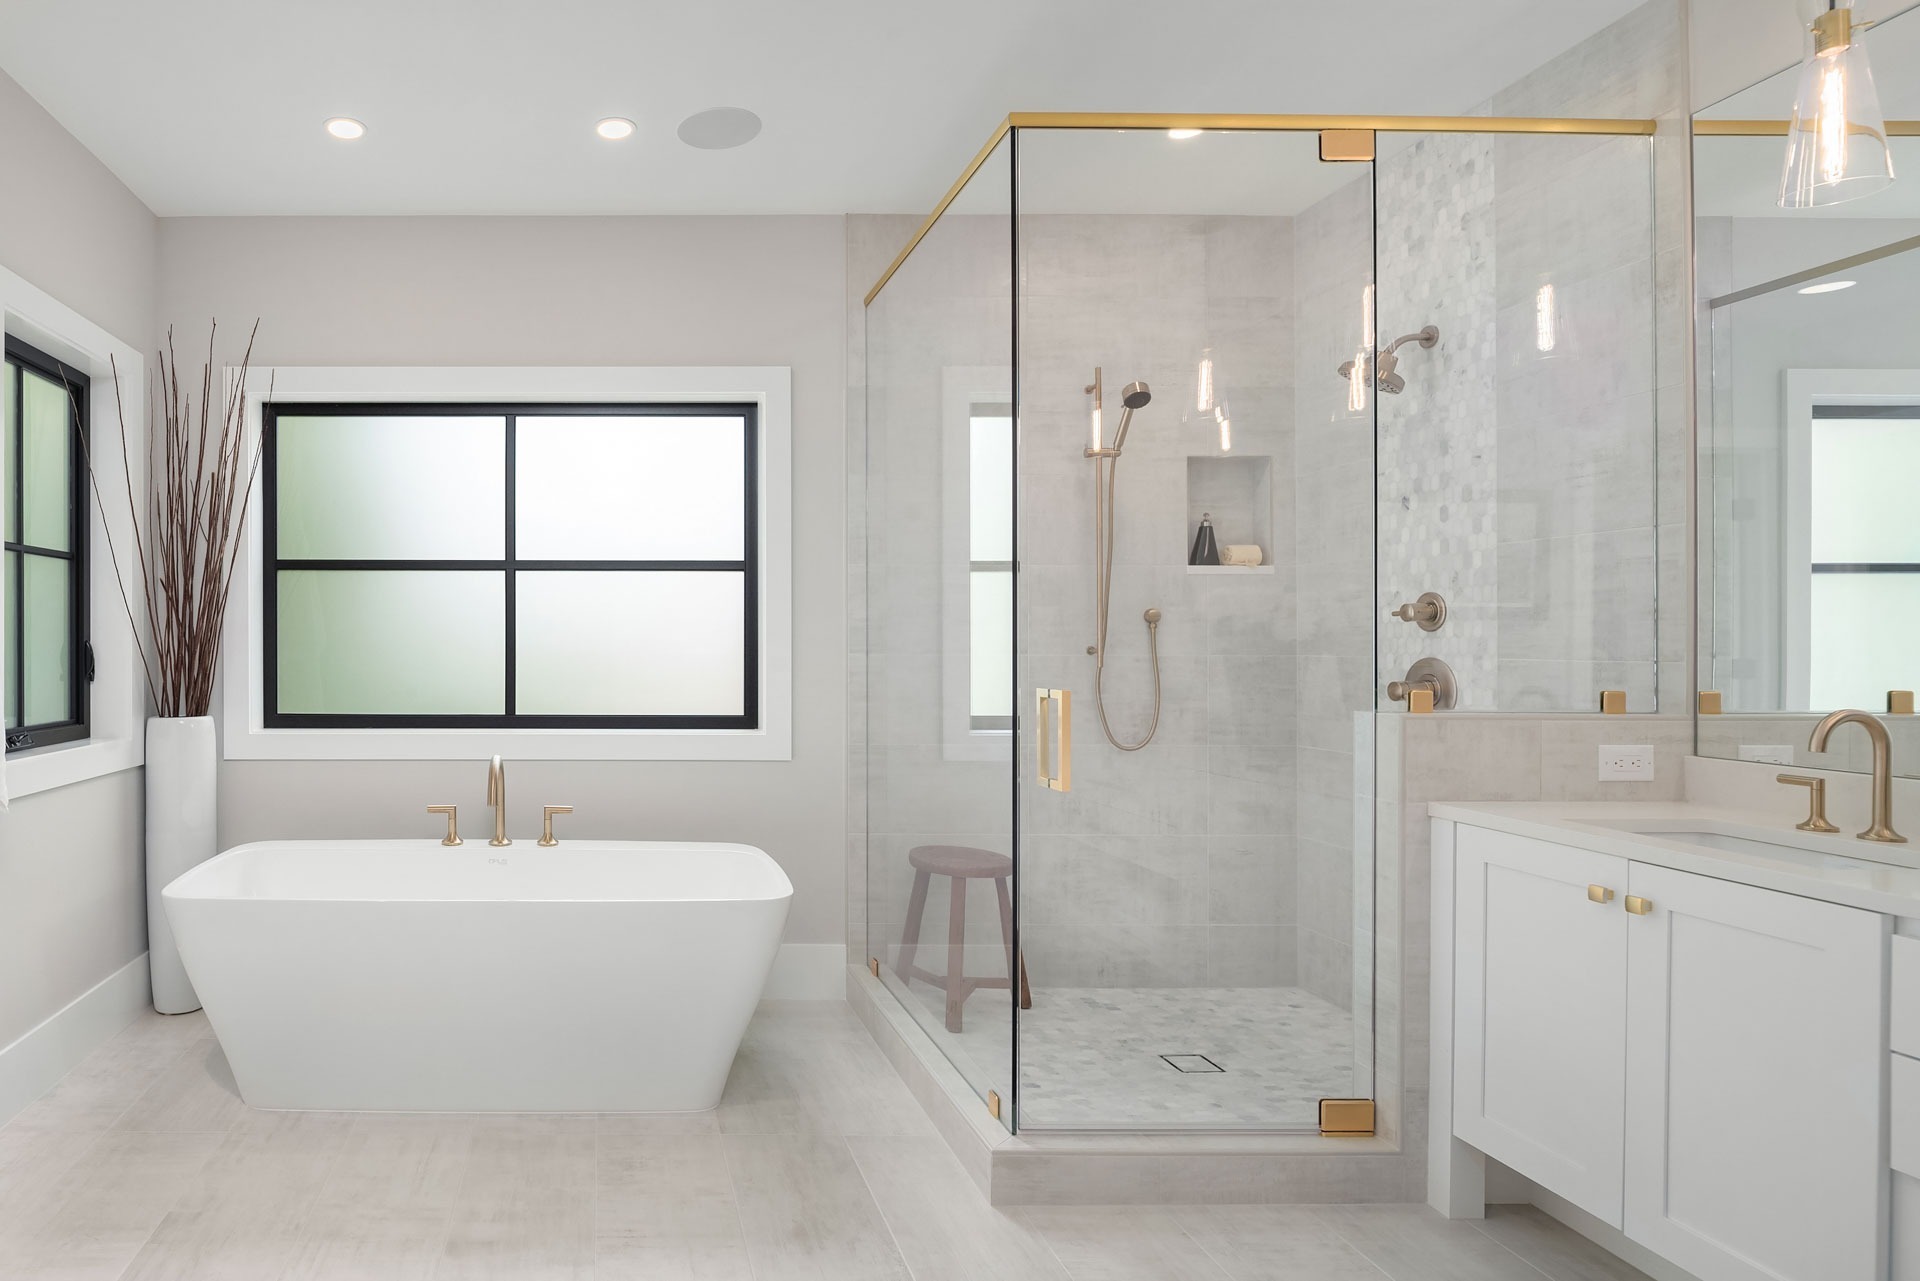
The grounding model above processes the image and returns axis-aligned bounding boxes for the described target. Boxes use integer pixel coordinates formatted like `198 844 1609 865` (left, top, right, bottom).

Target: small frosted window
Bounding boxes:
275 416 506 560
21 368 74 552
1811 417 1920 564
516 416 746 561
970 412 1013 563
516 571 745 716
276 570 506 715
1810 573 1920 710
970 569 1013 722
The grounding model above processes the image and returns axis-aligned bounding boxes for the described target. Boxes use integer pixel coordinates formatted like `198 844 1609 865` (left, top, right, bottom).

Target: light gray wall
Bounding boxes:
156 214 850 946
0 67 156 1048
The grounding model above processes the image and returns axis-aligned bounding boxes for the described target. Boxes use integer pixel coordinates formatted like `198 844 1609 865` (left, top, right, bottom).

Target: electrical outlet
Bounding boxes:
1739 744 1795 766
1598 745 1654 781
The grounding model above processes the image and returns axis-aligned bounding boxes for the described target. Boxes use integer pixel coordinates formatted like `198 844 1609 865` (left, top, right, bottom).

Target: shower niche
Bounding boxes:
1185 454 1274 572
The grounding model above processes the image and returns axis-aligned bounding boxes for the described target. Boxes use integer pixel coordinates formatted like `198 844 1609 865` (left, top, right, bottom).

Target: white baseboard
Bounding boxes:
763 944 847 1000
0 954 150 1125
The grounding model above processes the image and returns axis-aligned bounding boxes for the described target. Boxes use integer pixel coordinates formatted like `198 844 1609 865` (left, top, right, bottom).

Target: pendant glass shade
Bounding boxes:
1780 8 1894 208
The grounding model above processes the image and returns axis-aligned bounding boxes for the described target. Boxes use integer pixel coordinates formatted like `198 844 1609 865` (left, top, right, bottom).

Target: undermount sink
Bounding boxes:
1607 827 1824 859
1573 817 1916 870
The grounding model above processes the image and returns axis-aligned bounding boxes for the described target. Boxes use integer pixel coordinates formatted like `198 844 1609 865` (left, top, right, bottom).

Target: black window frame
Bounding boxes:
4 336 90 754
262 401 759 731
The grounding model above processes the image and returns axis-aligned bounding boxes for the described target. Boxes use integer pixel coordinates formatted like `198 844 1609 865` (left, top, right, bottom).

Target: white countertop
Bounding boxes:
1429 800 1920 919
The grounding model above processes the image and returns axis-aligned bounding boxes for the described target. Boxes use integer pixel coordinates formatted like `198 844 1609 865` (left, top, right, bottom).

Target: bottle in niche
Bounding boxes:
1189 513 1220 566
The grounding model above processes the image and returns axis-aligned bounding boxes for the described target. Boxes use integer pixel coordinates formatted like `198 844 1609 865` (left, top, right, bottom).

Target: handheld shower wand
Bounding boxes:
1084 368 1162 751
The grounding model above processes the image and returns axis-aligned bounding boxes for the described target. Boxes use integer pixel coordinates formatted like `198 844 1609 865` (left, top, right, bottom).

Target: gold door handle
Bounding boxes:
1587 884 1615 904
426 805 462 847
1035 688 1072 791
1625 895 1653 915
538 805 573 847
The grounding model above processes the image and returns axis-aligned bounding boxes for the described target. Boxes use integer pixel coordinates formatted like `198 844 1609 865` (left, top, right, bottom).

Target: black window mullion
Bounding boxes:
504 413 517 718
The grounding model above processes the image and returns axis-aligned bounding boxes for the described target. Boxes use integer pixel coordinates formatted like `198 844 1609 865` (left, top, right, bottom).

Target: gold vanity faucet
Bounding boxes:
1807 709 1906 843
486 755 511 847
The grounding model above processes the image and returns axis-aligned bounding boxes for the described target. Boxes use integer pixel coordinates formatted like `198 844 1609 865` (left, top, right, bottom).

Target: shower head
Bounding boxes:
1334 325 1437 395
1110 380 1152 453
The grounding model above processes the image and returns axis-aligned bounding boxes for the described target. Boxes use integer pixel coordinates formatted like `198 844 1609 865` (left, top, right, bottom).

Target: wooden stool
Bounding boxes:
897 845 1032 1032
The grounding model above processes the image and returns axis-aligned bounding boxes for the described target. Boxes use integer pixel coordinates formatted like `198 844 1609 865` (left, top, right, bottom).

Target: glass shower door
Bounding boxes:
863 136 1017 1126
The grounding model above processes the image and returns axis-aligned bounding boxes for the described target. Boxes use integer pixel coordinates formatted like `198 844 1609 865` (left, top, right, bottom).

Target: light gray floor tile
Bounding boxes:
433 1115 596 1280
594 1134 751 1280
5 1012 210 1133
0 1126 98 1231
282 1113 474 1280
112 1035 251 1134
1471 1206 1653 1281
1315 1204 1552 1281
0 1130 222 1281
1174 1205 1390 1280
595 1110 720 1136
717 1005 934 1137
848 1136 1070 1281
723 1133 911 1280
1012 1206 1233 1281
120 1111 357 1281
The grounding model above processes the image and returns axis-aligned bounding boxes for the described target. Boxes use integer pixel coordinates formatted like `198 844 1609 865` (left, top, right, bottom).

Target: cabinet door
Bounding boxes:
1455 826 1631 1226
1623 862 1887 1281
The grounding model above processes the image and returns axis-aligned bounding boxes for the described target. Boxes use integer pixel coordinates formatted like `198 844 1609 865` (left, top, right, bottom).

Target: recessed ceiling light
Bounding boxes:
595 117 636 141
1798 279 1857 294
677 107 762 150
1167 128 1202 140
324 117 365 141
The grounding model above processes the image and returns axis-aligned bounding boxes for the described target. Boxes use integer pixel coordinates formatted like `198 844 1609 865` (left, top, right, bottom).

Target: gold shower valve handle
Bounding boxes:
426 805 462 847
1390 592 1448 631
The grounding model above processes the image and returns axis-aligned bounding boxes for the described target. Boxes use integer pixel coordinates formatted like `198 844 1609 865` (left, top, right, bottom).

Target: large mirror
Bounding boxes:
1696 3 1920 774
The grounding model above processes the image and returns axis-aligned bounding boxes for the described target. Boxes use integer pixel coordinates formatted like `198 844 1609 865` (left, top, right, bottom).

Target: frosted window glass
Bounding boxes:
3 551 16 729
275 416 505 559
1809 574 1920 709
1811 419 1920 563
3 361 16 542
23 555 71 725
970 569 1013 720
970 413 1013 563
277 570 505 714
21 368 73 551
516 571 744 716
515 416 746 560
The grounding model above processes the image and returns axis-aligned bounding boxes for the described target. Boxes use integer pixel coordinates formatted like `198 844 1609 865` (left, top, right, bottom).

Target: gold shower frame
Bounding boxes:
863 111 1664 307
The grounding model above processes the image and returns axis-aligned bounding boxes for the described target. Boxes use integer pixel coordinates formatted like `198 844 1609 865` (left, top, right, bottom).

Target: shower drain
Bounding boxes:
1160 1054 1225 1073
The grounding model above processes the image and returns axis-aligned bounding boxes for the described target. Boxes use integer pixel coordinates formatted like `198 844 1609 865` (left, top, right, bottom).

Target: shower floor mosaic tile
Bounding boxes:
899 983 1357 1130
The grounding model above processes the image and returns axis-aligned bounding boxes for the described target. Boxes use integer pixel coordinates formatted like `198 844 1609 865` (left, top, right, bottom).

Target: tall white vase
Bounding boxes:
147 715 216 1014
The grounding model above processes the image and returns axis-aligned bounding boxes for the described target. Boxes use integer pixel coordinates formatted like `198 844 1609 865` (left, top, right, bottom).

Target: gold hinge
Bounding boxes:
1319 128 1375 162
1319 1098 1375 1136
987 1090 1002 1120
868 957 881 978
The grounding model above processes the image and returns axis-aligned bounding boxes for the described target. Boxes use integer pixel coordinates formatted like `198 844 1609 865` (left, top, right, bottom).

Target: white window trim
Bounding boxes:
1781 367 1920 711
0 271 147 801
220 365 792 761
939 366 1014 763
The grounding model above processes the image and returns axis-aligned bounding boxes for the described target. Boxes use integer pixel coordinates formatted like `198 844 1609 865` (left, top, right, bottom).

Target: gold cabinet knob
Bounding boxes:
426 804 462 847
538 805 573 847
1587 884 1615 904
1624 895 1653 915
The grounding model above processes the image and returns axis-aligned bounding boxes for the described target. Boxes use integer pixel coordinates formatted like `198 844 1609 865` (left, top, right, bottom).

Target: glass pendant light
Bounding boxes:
1780 0 1894 209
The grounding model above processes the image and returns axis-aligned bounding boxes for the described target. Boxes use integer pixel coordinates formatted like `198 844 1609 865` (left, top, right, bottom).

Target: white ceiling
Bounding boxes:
0 0 1650 217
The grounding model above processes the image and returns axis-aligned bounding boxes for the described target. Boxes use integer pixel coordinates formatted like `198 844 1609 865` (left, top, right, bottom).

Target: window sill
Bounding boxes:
221 724 792 763
5 731 143 802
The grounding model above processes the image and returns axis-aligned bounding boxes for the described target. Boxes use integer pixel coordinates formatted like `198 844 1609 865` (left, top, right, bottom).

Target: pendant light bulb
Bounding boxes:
1780 1 1894 209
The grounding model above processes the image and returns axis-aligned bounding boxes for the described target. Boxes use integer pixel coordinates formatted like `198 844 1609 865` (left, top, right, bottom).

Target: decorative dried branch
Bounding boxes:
75 321 267 719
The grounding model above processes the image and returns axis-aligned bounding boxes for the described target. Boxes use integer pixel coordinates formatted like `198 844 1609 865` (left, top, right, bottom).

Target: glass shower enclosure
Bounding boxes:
861 115 1659 1133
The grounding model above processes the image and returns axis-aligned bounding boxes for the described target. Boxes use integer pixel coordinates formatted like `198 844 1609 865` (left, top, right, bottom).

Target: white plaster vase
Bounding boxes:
146 715 216 1014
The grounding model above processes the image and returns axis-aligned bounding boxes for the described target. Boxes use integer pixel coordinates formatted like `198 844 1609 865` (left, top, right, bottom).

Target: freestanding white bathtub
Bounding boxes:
162 839 791 1112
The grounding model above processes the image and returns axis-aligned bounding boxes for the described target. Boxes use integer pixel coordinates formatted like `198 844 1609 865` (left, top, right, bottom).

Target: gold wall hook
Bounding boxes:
426 805 462 847
538 805 573 847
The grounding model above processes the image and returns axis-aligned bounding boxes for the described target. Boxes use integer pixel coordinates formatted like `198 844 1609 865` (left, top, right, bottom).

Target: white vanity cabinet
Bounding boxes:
1446 823 1889 1281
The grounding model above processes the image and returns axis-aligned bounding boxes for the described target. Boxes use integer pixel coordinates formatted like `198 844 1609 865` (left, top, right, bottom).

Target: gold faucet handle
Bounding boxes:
1776 774 1840 834
539 805 573 848
426 805 462 846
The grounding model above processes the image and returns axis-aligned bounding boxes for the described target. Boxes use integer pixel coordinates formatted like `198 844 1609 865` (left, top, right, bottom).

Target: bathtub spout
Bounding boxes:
487 756 511 847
